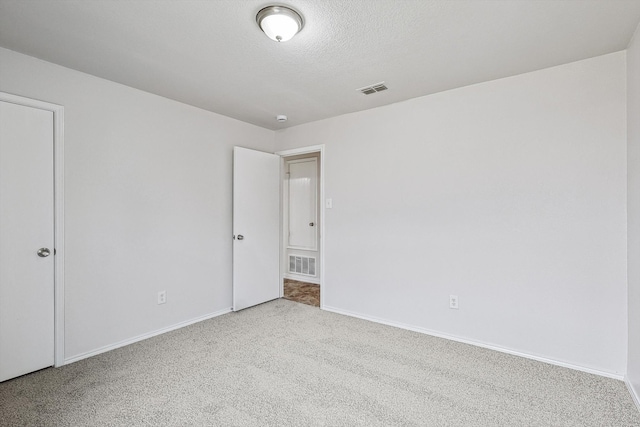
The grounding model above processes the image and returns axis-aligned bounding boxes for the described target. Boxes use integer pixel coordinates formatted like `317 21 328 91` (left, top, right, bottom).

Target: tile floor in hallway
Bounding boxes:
283 278 320 307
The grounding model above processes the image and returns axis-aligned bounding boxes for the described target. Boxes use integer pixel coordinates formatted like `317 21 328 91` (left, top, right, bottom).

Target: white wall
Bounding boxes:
0 45 629 377
275 53 628 376
0 48 274 360
627 22 640 400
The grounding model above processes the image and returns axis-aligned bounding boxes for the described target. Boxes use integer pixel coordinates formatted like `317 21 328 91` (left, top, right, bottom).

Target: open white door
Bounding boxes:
233 147 280 311
0 100 55 382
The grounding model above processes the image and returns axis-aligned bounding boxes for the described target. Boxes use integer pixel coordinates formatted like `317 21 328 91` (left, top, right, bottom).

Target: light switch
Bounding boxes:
325 198 333 209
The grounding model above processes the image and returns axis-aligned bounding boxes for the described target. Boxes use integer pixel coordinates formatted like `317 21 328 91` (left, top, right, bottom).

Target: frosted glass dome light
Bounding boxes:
256 6 304 42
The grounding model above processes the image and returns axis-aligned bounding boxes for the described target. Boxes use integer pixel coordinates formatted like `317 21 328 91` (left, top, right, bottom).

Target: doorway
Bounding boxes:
232 145 324 312
0 92 65 380
277 146 324 308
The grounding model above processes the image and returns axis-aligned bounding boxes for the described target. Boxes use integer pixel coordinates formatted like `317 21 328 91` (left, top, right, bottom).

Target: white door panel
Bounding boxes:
288 159 317 250
0 101 55 382
233 147 280 311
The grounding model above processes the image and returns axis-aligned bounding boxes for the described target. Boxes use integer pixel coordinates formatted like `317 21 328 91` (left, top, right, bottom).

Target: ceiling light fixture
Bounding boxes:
256 5 304 42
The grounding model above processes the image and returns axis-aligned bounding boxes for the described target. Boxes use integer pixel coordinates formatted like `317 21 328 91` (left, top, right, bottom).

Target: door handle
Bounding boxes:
37 248 51 257
237 235 244 240
309 222 314 226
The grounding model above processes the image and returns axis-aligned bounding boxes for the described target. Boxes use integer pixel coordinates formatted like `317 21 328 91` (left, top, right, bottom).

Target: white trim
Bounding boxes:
323 305 624 380
276 145 325 308
276 145 325 158
286 245 319 252
287 244 318 251
63 307 232 365
283 274 320 285
625 377 640 412
0 92 65 368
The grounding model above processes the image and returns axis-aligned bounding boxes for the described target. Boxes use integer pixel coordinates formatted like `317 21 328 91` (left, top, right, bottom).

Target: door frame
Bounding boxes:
0 92 65 367
276 145 325 309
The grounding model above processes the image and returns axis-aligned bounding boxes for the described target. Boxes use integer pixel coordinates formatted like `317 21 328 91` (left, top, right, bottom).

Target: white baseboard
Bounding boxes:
284 274 320 285
63 307 232 365
625 376 640 411
322 305 623 381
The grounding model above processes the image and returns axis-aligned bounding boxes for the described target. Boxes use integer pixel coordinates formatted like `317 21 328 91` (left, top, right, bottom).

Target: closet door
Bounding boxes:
0 100 55 382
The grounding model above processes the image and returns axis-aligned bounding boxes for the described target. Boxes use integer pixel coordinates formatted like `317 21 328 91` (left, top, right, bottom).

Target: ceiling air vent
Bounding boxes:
357 82 388 95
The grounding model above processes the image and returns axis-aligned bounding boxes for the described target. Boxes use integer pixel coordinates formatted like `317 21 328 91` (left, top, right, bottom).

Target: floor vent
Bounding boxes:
289 255 316 276
357 81 388 95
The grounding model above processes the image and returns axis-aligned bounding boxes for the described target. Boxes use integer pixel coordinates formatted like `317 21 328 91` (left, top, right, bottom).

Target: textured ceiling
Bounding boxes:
1 0 640 130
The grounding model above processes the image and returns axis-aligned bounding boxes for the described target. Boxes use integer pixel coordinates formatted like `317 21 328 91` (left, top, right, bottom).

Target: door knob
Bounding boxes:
309 222 314 226
37 248 51 257
237 235 244 240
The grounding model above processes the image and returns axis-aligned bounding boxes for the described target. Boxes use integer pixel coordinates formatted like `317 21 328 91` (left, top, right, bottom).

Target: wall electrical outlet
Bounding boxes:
449 295 459 309
158 290 167 305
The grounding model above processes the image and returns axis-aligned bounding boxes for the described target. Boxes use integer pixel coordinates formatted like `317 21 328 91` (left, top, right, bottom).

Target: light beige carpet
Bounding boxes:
1 299 638 426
